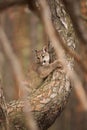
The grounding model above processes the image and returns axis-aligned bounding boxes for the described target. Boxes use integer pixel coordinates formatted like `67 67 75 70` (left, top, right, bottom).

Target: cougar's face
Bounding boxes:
35 49 50 66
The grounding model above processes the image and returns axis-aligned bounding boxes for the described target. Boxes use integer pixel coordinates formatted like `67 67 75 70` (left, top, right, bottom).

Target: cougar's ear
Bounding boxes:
43 46 48 52
34 50 38 58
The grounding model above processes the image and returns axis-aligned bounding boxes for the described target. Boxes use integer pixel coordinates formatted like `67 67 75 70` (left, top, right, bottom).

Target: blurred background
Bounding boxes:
0 0 87 130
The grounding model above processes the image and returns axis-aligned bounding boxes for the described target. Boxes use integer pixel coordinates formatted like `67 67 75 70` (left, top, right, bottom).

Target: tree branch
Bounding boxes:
0 0 82 129
0 26 39 130
0 26 31 98
63 0 87 45
0 0 28 11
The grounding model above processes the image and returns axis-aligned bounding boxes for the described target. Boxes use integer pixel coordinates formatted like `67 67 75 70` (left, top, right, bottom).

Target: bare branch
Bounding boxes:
0 0 77 129
63 0 87 44
0 26 30 98
0 26 39 130
38 0 87 74
0 0 27 11
81 15 87 22
71 72 87 111
38 0 87 111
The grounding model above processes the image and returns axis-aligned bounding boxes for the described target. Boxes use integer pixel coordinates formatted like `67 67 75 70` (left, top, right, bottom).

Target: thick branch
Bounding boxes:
6 70 71 130
0 0 79 130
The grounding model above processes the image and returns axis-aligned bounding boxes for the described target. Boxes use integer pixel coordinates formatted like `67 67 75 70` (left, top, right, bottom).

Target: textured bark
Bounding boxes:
0 0 79 130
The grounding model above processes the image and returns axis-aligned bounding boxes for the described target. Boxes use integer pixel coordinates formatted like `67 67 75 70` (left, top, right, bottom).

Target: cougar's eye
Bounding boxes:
42 55 44 58
37 57 40 60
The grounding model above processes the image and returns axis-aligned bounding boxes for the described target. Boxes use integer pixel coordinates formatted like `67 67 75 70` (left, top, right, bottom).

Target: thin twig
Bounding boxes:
0 26 30 98
81 14 87 22
0 26 39 130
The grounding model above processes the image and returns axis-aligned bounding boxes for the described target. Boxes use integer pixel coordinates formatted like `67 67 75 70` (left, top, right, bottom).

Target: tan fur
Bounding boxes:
35 47 62 78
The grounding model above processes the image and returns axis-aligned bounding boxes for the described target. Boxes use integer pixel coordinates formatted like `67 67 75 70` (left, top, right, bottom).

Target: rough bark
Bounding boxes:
0 0 78 130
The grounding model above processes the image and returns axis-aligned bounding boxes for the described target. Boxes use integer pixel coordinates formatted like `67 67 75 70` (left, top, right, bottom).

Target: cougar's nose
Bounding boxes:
43 60 46 63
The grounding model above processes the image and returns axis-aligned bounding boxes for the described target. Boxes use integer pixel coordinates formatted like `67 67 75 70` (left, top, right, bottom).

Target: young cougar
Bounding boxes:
35 46 62 78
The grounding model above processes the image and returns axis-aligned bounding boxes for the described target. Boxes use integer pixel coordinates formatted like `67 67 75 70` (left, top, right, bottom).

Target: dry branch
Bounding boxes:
0 0 86 130
63 0 87 44
0 26 30 98
47 0 87 111
0 26 39 130
0 0 27 11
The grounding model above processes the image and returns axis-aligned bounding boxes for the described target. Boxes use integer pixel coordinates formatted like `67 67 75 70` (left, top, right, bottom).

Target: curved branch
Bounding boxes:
7 70 71 130
0 0 78 130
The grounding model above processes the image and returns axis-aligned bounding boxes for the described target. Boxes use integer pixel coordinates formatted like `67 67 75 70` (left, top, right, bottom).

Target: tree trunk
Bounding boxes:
0 0 79 130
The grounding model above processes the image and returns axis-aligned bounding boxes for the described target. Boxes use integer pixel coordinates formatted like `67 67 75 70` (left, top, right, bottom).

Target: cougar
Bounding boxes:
35 45 62 78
